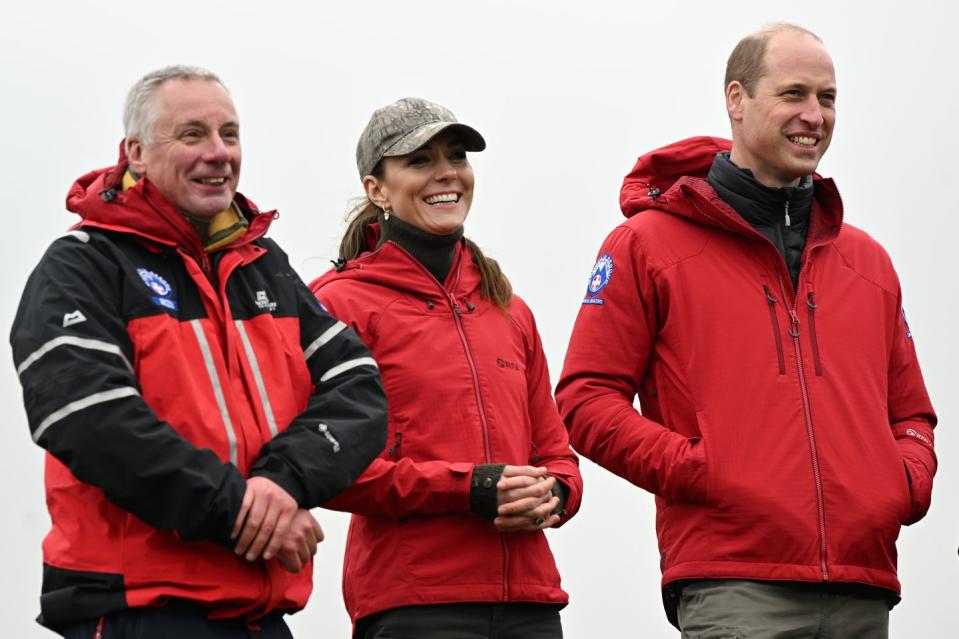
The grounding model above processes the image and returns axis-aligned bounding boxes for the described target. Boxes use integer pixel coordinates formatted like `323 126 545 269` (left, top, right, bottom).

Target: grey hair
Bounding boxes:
123 65 227 153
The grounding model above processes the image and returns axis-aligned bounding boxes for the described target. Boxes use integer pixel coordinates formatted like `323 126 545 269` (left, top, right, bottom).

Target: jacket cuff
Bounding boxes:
678 438 708 504
248 456 308 507
550 480 570 518
470 464 506 520
903 455 934 525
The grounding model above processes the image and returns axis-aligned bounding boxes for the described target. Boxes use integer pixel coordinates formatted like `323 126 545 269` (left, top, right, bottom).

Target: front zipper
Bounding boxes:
448 292 493 463
386 241 507 599
763 285 786 375
777 272 828 580
806 292 823 376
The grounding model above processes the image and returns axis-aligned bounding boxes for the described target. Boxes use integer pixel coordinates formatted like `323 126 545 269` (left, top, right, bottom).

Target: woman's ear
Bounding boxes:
363 174 389 210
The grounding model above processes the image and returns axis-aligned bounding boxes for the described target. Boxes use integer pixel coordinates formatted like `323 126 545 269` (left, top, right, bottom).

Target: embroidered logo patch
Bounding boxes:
137 268 177 311
901 308 912 339
583 253 613 305
255 290 277 312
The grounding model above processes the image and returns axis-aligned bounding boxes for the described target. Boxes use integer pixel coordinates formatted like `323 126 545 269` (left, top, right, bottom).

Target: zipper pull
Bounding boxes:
425 298 434 310
464 299 476 313
448 293 463 317
806 292 817 309
788 308 801 338
784 200 791 227
763 285 777 304
387 432 402 458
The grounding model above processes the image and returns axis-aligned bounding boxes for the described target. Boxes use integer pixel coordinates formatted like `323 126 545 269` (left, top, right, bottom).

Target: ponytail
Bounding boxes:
464 237 513 310
339 197 380 261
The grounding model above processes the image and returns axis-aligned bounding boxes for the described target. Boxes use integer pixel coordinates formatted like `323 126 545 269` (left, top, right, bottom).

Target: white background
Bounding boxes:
1 1 955 637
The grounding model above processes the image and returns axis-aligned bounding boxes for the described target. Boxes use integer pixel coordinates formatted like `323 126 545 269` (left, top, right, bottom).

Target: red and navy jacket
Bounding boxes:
310 233 583 627
10 155 387 631
556 136 937 624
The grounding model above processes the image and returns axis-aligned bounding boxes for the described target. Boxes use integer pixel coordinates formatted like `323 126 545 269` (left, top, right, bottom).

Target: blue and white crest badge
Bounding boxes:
583 254 613 305
137 268 177 311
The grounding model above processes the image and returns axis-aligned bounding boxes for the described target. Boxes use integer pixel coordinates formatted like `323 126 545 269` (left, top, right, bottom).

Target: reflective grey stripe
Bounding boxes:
64 230 90 243
319 357 378 383
304 321 347 361
190 320 238 465
234 320 278 438
17 336 134 376
33 386 139 443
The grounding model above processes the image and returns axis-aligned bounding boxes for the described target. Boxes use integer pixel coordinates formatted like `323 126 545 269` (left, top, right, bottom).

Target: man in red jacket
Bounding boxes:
556 23 936 638
11 66 387 638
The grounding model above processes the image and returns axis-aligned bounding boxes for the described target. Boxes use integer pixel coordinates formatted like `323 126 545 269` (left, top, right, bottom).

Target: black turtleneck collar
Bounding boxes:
707 152 814 229
376 213 464 285
707 153 815 290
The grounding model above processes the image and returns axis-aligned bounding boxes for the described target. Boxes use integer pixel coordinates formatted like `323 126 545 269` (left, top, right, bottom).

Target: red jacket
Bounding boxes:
310 234 583 624
11 154 386 630
556 137 936 618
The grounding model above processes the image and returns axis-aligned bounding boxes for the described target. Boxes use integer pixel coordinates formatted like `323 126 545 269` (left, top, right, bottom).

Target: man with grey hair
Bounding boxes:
557 23 936 638
11 65 387 637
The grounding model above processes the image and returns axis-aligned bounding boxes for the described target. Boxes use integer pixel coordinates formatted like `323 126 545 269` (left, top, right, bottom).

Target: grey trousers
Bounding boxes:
677 580 889 639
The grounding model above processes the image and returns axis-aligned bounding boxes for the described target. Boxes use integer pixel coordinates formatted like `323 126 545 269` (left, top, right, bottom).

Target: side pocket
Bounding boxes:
763 285 786 375
693 411 715 507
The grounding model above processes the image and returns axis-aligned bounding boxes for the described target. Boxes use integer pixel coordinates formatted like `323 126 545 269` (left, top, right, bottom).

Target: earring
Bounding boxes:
383 208 391 221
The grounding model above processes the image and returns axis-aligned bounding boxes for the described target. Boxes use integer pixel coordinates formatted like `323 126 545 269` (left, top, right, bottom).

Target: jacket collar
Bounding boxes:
319 225 481 300
66 142 274 254
620 136 843 247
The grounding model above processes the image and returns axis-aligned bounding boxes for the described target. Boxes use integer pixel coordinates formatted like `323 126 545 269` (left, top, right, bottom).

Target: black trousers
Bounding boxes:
59 602 293 639
356 602 563 639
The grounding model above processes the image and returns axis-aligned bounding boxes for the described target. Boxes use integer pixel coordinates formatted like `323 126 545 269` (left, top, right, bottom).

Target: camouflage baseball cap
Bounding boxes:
356 97 486 178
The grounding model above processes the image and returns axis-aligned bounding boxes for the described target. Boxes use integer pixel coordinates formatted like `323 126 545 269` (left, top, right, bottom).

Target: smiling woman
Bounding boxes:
309 97 584 639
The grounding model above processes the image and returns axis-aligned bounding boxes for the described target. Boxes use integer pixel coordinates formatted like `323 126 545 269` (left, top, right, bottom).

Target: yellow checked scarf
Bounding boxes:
122 170 249 252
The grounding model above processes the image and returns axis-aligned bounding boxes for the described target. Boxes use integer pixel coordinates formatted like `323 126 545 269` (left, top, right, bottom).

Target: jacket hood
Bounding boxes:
620 136 732 218
314 225 481 301
66 141 274 252
620 136 843 244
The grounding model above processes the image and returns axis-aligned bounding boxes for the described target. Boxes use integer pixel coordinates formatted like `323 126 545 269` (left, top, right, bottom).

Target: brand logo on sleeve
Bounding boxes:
137 268 177 311
255 290 277 312
583 253 613 305
901 308 912 339
62 310 87 327
905 428 932 446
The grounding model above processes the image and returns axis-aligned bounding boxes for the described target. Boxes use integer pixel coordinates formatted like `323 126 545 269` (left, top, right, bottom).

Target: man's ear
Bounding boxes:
363 175 389 210
127 138 147 174
726 81 746 123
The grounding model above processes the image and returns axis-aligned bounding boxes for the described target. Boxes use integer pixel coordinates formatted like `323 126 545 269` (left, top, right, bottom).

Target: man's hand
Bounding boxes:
232 476 298 562
494 465 561 532
275 509 325 573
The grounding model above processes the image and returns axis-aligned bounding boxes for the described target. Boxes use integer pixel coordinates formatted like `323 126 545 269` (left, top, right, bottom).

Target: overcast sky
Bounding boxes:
1 1 955 637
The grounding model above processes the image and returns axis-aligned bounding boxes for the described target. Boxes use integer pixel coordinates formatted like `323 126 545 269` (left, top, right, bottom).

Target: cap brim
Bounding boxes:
383 122 486 158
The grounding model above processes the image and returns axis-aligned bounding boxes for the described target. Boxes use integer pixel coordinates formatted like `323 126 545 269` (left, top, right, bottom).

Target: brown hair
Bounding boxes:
725 23 823 97
338 164 513 310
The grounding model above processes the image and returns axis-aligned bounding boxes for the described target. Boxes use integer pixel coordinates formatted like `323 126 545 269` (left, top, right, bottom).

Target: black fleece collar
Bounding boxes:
707 152 814 229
